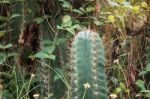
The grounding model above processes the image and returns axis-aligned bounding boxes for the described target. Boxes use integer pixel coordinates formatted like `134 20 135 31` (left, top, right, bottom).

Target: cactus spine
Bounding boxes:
71 30 108 99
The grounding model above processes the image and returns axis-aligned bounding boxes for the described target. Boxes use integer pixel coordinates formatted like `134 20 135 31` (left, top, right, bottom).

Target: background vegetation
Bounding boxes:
0 0 149 99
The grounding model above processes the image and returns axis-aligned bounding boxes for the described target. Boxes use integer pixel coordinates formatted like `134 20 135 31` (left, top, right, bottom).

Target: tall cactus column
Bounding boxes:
71 30 108 99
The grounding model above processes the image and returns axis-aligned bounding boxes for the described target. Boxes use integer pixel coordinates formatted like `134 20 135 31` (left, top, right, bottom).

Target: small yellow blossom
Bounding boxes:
132 6 140 13
108 15 115 23
83 82 91 89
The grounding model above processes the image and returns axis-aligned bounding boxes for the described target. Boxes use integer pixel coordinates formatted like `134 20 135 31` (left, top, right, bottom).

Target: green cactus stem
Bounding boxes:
71 30 108 99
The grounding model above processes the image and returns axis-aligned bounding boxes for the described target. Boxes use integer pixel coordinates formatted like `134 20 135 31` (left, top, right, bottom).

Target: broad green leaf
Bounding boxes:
136 80 145 90
34 51 55 60
34 51 49 59
115 87 122 94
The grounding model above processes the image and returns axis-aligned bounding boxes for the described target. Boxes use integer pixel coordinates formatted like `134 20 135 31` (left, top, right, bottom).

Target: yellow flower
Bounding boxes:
108 15 115 23
83 82 91 89
132 6 140 13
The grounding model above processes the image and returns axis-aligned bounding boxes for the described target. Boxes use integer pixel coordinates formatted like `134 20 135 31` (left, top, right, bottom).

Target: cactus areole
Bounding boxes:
71 30 108 99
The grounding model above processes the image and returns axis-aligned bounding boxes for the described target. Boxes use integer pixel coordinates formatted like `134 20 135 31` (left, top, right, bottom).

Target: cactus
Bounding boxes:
71 30 108 99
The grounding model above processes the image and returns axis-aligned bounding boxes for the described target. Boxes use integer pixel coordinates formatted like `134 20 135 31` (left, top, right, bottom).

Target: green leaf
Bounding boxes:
34 51 55 60
0 0 10 4
34 51 49 59
136 80 145 90
4 44 13 49
120 82 126 90
86 6 94 13
34 17 44 24
54 68 64 82
10 14 21 19
0 44 13 49
145 64 150 71
140 90 150 93
94 20 104 26
57 25 64 30
115 87 122 94
49 55 55 60
0 53 6 64
139 71 148 76
65 27 75 34
54 75 61 82
72 9 83 14
58 0 72 9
